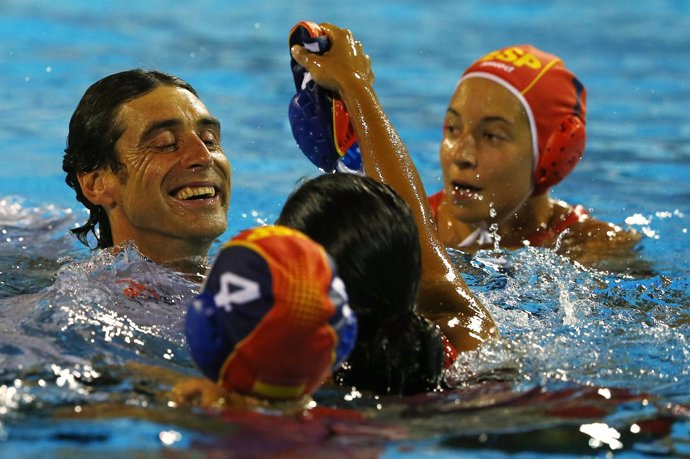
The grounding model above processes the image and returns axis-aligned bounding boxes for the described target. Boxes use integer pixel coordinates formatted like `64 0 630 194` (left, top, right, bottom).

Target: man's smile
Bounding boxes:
173 185 217 201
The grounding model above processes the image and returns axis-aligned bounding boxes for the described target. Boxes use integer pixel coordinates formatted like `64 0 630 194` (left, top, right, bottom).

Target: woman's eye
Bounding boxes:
483 131 506 142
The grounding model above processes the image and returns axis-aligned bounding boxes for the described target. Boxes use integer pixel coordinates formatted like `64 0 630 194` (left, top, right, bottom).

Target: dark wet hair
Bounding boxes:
62 69 198 249
277 173 443 395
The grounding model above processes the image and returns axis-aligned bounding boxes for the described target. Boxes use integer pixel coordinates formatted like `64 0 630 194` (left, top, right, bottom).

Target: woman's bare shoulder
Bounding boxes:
568 214 640 247
553 202 642 267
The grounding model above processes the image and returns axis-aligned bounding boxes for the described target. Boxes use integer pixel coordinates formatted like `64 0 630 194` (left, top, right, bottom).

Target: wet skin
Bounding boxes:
434 81 640 263
78 86 231 270
439 78 534 229
291 24 498 351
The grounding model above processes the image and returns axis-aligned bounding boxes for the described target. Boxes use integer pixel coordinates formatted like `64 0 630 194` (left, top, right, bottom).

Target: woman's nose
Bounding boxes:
451 133 477 169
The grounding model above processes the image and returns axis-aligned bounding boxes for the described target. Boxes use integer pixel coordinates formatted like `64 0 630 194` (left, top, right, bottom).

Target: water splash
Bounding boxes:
446 247 690 401
0 197 84 298
0 242 200 382
0 200 688 456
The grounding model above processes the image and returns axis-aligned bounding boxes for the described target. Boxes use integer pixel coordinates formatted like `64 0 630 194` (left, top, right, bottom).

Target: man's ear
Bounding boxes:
77 169 118 208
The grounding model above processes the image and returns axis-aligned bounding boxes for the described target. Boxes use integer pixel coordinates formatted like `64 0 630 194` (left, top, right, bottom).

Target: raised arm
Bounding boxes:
290 23 497 351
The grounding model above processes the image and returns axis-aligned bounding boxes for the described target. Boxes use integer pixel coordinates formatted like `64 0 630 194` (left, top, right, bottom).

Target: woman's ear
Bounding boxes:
77 169 118 208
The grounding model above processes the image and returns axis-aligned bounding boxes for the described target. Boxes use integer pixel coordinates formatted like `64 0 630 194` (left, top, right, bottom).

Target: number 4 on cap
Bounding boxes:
214 272 261 312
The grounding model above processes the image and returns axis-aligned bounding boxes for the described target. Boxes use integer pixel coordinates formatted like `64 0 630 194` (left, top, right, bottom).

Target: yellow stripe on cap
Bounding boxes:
522 58 562 95
252 380 306 399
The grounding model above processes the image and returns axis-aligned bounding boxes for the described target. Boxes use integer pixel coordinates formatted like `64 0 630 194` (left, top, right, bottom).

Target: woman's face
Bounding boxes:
439 77 534 226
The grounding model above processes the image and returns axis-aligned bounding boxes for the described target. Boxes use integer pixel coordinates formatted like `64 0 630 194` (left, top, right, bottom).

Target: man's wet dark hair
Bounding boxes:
62 69 198 249
277 173 444 395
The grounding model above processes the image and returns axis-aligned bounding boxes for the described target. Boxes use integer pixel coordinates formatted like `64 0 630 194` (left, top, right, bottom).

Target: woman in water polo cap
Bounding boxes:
173 225 357 408
429 44 639 260
176 175 445 401
291 26 638 269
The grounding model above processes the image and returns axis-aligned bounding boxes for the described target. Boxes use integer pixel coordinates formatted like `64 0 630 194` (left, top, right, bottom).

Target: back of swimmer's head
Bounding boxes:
277 174 443 395
459 44 587 194
336 309 444 395
63 69 198 249
277 173 421 318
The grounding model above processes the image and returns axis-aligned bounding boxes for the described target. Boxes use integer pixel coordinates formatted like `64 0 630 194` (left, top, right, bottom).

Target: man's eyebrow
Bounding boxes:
446 108 460 117
197 116 221 132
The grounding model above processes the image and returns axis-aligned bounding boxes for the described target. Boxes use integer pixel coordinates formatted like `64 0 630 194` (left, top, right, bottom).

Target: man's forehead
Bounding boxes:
118 86 213 131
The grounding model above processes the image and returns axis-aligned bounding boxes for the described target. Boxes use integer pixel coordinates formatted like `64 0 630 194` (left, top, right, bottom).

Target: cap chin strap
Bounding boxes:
458 222 494 247
457 192 533 248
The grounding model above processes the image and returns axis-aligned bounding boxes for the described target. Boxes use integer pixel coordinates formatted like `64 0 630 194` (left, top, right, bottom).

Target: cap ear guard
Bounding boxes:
533 114 586 195
185 291 234 381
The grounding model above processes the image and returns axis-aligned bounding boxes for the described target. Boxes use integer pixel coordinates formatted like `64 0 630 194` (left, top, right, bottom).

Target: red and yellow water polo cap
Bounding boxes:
186 225 357 400
461 44 587 194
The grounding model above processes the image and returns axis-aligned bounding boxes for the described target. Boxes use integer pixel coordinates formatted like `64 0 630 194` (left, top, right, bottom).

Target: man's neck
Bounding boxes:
113 234 212 281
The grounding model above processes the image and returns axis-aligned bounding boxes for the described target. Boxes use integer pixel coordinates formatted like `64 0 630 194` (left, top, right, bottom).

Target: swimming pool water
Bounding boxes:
1 0 689 457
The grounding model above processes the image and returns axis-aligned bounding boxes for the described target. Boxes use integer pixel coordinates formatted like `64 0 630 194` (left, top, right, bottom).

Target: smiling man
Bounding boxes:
63 70 231 277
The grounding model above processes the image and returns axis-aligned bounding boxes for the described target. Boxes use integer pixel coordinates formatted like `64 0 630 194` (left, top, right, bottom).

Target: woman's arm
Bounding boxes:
290 23 497 351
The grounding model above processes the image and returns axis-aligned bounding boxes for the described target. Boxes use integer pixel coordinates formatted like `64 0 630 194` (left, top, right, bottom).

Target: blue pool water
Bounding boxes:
1 0 689 457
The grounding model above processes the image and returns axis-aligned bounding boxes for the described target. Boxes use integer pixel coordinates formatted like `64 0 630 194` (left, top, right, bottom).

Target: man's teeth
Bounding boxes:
174 186 216 200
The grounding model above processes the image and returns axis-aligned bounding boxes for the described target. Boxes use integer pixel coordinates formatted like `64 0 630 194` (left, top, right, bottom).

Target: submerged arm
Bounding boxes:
290 23 497 351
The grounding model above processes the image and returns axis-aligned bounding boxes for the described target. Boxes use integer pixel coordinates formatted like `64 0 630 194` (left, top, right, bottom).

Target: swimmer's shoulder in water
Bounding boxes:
546 202 641 265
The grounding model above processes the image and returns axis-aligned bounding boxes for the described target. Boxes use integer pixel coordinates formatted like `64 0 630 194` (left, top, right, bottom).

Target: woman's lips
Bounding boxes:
450 181 482 201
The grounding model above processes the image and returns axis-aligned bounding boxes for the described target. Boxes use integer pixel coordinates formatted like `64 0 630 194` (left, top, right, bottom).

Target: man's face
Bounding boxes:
105 85 231 260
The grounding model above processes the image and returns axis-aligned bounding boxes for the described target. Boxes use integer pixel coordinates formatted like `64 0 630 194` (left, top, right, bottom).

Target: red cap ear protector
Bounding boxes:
536 114 586 194
461 45 587 195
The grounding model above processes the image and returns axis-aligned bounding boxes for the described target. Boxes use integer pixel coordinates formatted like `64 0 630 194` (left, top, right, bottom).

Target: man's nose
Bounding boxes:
181 134 213 170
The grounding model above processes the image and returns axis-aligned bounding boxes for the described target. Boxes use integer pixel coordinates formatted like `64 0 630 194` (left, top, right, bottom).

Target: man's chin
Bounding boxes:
189 225 227 242
176 221 227 244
